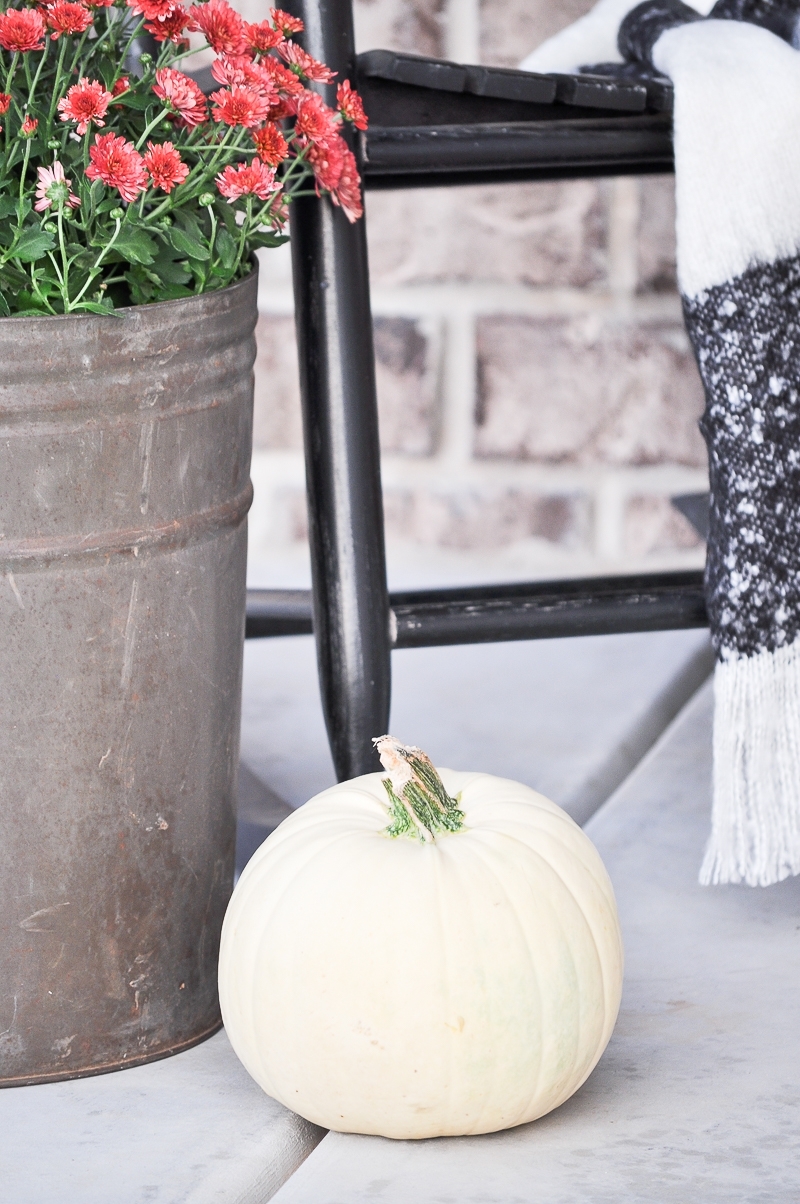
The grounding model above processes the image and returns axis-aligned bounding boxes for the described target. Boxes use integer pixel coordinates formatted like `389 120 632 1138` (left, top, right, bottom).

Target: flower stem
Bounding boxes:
204 201 217 276
26 38 50 116
46 40 68 126
117 17 147 78
57 203 69 308
4 52 18 97
67 215 122 309
134 107 169 152
235 195 251 269
17 136 32 208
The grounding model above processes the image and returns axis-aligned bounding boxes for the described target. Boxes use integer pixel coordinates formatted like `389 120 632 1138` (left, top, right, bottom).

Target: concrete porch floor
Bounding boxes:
6 628 798 1202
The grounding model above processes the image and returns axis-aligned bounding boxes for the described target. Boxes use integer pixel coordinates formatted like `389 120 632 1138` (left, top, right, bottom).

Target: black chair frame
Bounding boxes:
245 0 708 782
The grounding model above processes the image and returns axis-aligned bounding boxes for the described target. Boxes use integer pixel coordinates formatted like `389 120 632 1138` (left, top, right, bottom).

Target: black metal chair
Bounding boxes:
245 0 709 782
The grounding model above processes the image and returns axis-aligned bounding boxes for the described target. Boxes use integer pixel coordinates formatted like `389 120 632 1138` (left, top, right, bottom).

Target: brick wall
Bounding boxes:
247 0 709 587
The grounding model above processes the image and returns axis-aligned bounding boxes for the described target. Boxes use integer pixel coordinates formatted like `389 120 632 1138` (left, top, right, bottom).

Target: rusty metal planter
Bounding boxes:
0 269 257 1086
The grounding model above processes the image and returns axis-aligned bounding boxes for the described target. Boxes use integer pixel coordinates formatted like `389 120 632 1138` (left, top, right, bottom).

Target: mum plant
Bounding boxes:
0 0 367 315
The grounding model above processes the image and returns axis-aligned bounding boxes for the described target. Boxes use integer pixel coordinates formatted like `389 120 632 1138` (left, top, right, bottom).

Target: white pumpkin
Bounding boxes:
219 738 623 1139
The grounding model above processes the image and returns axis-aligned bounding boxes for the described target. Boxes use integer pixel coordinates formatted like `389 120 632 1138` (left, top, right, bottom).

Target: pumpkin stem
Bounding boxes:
373 736 465 842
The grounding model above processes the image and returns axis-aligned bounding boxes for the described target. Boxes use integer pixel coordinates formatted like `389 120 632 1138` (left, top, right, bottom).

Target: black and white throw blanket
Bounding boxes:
524 1 800 886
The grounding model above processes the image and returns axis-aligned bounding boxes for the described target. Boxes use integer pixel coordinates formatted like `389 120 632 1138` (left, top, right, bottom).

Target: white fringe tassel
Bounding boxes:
702 641 800 886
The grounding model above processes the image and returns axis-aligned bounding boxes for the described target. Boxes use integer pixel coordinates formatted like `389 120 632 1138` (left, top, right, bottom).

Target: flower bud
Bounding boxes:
47 138 60 150
43 221 57 234
109 207 125 220
199 192 214 207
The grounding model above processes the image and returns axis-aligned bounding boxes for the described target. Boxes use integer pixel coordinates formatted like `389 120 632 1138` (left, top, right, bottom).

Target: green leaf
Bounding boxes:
169 226 210 262
112 225 158 265
215 227 237 272
0 197 16 220
152 282 194 301
12 227 56 263
0 262 28 290
18 288 51 308
215 201 239 235
0 290 10 317
73 299 118 316
65 244 95 273
247 230 289 251
175 209 205 242
152 257 192 286
124 93 157 112
123 268 155 306
15 197 31 225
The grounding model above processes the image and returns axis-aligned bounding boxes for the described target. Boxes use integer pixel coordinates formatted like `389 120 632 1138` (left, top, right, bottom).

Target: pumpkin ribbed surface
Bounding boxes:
219 769 623 1139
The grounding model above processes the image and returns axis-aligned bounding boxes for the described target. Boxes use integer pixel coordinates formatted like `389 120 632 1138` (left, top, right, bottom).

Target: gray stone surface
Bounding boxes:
0 1030 324 1204
269 681 800 1203
2 631 717 1203
239 628 713 824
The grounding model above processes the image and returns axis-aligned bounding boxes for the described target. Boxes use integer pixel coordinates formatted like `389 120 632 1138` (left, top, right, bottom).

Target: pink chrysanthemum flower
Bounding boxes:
0 8 46 52
85 0 114 8
58 78 112 135
244 20 282 53
215 157 278 202
35 161 80 212
45 1 93 40
269 8 303 36
153 68 207 127
252 122 288 167
142 140 189 193
306 136 344 192
294 91 340 148
0 93 10 114
111 76 130 97
145 4 189 44
278 41 335 83
211 53 275 98
86 132 147 203
337 81 367 131
211 53 250 88
126 0 176 20
330 144 362 222
211 84 269 129
20 115 38 136
190 0 247 55
258 54 305 99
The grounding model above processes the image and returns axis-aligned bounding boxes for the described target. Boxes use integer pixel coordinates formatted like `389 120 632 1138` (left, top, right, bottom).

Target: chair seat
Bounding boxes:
357 52 674 187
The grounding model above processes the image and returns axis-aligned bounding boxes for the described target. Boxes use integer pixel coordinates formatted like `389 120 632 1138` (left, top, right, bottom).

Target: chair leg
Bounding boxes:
290 196 391 782
287 1 390 782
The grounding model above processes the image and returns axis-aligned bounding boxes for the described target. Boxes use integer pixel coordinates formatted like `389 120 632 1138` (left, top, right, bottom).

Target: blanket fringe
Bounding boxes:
702 641 800 886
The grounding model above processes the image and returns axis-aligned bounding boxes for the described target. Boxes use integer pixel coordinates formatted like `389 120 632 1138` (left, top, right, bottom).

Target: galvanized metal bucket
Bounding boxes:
0 268 257 1086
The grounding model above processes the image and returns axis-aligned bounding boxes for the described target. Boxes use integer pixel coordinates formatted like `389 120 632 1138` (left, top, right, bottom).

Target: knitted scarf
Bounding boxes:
524 1 800 886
